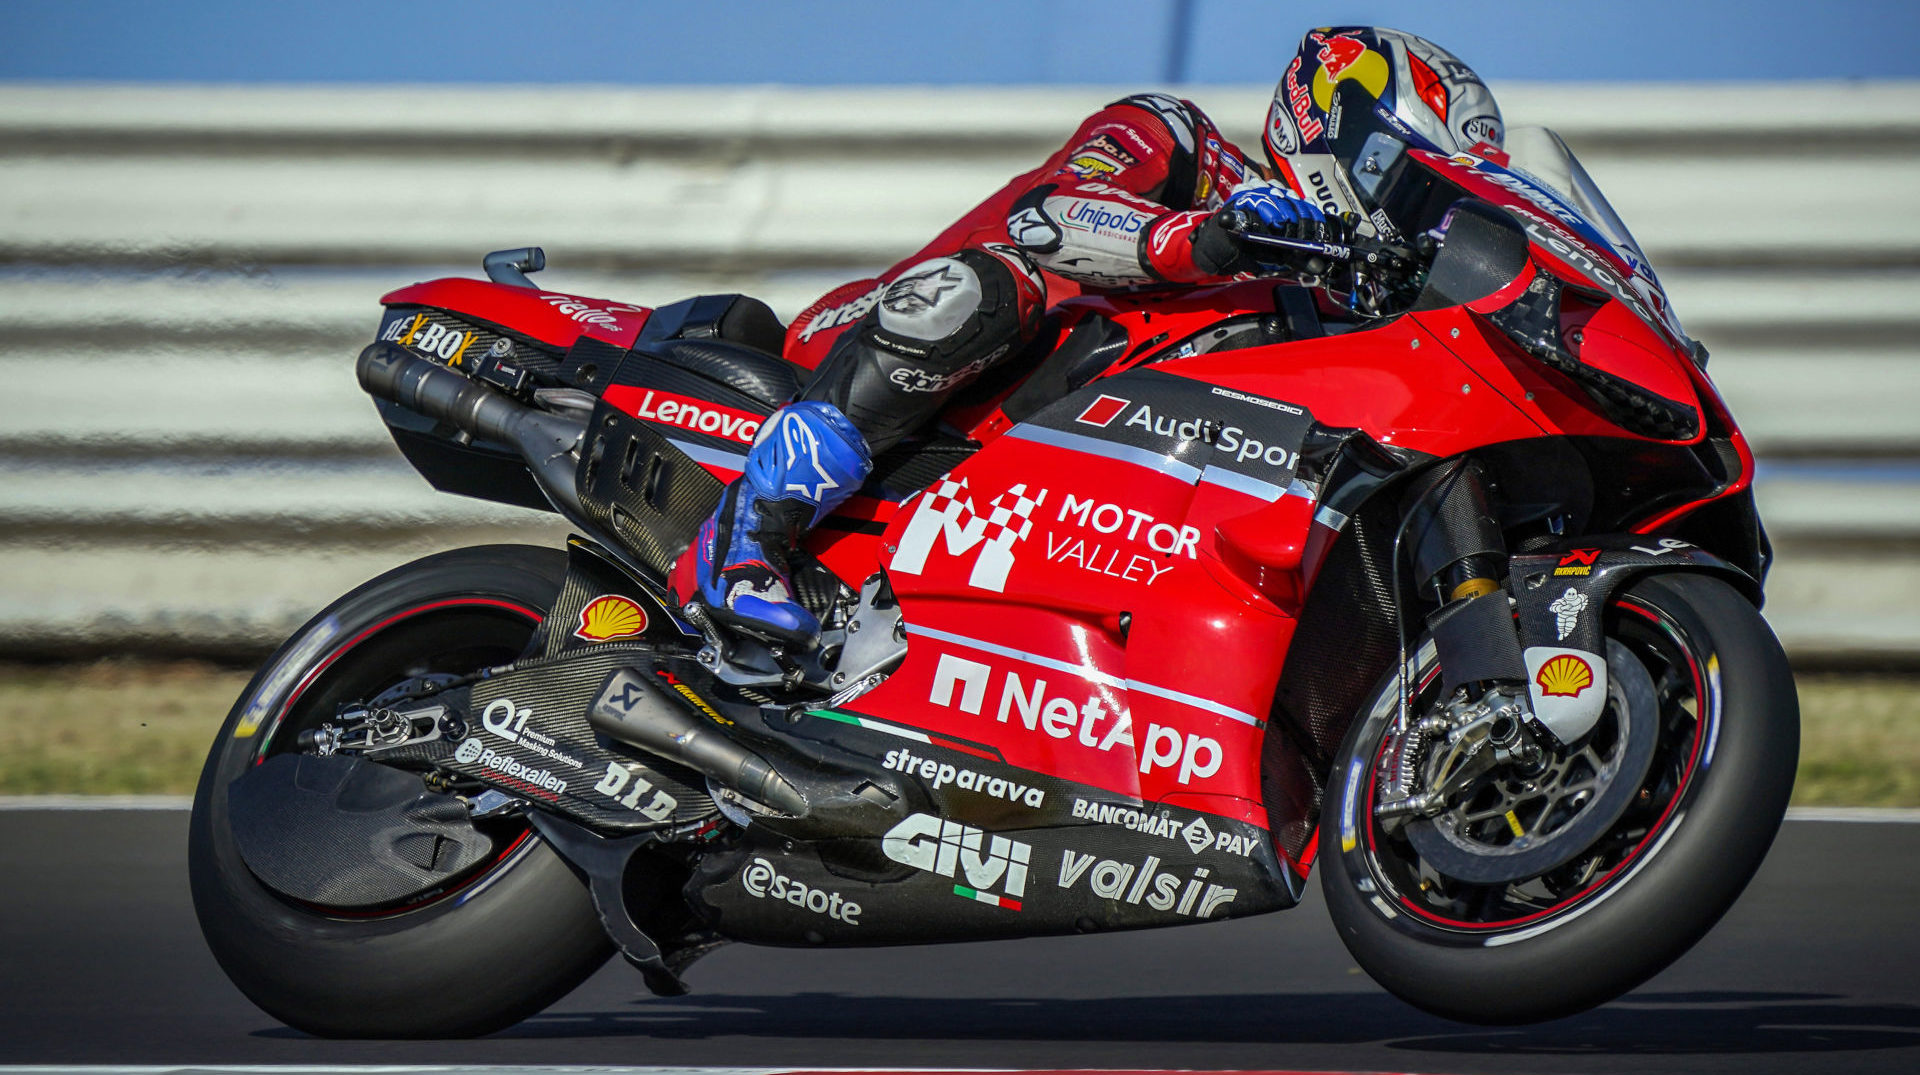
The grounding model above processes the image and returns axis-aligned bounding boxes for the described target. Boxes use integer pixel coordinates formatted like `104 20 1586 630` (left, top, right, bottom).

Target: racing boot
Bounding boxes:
692 401 871 649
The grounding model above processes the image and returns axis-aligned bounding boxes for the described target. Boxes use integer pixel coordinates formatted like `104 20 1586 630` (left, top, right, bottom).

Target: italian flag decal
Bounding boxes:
808 708 1000 761
954 884 1022 911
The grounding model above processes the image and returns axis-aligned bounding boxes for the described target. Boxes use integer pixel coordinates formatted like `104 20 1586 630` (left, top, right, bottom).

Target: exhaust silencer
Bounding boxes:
589 667 808 817
356 341 587 515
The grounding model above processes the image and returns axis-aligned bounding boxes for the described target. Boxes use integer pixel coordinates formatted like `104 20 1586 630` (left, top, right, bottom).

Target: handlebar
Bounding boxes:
1216 209 1419 277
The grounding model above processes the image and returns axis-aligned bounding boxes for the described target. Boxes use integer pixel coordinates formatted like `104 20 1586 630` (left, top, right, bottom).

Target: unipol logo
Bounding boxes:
890 477 1046 593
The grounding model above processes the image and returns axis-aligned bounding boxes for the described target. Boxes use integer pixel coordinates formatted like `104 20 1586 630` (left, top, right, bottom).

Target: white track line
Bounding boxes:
2 797 1917 823
1785 806 1920 823
0 795 192 810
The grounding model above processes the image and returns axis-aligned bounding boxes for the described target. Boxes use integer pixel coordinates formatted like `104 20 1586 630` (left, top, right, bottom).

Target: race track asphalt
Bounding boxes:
1 810 1915 1075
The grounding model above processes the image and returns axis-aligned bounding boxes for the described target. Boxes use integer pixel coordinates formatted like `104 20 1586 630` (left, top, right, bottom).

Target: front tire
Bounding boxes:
189 545 614 1038
1320 572 1798 1024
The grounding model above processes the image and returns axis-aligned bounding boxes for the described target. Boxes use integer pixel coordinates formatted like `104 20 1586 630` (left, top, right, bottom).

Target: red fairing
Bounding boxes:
848 434 1285 828
381 278 651 349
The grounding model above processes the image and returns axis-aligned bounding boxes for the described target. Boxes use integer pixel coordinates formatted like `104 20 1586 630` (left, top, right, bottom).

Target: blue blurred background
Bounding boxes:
4 0 1918 84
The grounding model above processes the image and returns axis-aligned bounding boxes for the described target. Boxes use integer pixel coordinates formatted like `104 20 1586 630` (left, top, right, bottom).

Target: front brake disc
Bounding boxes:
1405 638 1660 885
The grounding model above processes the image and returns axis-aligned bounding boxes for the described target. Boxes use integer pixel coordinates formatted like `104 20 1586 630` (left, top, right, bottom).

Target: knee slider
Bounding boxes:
866 248 1037 378
743 401 872 522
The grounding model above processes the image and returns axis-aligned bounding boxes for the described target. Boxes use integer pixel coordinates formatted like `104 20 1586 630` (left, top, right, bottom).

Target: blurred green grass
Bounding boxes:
0 660 1914 805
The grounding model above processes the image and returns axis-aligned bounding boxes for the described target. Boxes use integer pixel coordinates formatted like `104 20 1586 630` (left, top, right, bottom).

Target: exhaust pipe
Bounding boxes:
356 341 587 516
589 667 808 817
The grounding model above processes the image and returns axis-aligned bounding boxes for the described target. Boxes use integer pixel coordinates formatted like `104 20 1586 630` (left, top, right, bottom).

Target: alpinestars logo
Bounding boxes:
890 477 1046 593
882 265 963 314
882 812 1031 910
798 281 885 343
777 410 841 500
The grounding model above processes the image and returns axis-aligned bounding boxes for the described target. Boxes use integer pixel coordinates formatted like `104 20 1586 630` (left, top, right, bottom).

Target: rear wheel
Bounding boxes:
1320 572 1798 1024
189 545 614 1038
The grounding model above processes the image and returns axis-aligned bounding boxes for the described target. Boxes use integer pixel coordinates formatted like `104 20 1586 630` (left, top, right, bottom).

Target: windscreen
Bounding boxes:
1410 128 1691 348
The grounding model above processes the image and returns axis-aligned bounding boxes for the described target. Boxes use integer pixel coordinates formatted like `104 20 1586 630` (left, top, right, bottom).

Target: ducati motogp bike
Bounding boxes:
190 127 1797 1035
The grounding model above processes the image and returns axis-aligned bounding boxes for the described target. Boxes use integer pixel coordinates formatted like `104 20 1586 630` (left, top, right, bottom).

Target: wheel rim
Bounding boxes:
1352 593 1713 932
239 597 545 919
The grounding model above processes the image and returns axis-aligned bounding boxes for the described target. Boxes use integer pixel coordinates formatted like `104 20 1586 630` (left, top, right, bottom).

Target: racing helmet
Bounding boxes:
1264 27 1503 240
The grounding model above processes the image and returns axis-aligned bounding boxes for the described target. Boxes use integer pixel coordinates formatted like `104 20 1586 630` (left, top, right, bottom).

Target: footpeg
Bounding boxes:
588 667 808 817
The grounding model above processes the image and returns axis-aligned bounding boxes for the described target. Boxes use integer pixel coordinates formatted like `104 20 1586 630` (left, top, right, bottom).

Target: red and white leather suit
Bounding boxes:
786 93 1291 454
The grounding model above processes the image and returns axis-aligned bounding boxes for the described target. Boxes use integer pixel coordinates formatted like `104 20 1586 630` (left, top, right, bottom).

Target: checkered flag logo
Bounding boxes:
891 477 1046 593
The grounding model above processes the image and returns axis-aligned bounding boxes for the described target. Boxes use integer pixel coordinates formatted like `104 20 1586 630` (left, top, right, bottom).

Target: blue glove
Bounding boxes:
1223 180 1325 235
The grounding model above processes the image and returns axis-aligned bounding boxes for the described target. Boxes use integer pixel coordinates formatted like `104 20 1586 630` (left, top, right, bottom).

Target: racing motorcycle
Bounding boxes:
189 125 1797 1036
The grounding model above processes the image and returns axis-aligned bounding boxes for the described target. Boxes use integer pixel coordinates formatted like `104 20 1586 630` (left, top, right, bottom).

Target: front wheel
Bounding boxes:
1320 572 1798 1024
189 545 614 1038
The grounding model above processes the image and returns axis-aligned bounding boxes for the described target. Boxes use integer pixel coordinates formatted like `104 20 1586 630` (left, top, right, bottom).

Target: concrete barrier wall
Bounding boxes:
2 82 1917 662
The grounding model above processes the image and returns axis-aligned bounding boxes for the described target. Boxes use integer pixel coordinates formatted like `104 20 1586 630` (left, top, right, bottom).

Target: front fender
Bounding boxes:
1508 536 1757 742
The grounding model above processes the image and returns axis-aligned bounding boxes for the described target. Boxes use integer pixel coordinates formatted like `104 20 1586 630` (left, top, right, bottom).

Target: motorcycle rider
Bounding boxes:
690 26 1505 648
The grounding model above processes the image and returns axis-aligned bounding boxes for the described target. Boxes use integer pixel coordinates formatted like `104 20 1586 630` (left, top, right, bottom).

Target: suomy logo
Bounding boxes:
882 812 1031 910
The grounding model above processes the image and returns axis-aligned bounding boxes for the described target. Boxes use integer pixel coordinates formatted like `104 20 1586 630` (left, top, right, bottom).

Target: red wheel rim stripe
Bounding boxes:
248 595 544 919
1362 597 1709 931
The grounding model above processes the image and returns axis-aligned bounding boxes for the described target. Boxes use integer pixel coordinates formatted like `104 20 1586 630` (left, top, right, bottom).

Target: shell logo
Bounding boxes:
574 594 648 642
1536 654 1595 698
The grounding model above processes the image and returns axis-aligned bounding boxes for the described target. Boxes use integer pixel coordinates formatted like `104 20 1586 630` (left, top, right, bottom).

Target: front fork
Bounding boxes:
1378 460 1537 807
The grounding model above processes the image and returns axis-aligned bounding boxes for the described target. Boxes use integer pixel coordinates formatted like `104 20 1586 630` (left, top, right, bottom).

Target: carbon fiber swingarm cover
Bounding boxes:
226 753 495 908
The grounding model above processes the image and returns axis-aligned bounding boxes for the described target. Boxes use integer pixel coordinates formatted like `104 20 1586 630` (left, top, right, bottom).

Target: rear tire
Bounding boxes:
1320 572 1798 1024
189 545 615 1038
